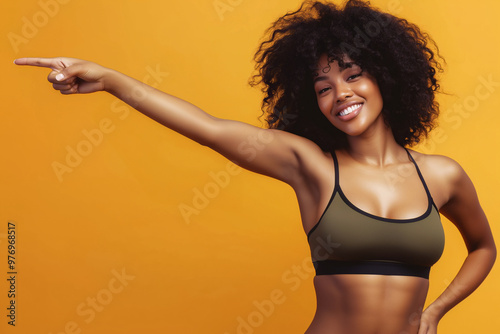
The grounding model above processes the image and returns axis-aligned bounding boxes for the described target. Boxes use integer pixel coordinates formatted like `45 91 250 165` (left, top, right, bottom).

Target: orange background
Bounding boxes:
1 0 499 333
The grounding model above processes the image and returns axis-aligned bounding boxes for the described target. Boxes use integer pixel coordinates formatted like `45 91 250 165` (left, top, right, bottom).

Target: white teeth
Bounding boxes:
338 104 362 116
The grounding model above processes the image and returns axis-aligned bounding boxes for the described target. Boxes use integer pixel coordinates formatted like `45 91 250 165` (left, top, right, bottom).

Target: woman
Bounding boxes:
14 0 496 333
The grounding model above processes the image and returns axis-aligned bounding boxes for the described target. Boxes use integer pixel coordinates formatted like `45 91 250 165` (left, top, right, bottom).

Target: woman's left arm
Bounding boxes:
418 159 496 333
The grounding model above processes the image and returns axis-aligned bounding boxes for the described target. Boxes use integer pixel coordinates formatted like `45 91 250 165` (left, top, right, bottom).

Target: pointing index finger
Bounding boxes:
14 57 63 70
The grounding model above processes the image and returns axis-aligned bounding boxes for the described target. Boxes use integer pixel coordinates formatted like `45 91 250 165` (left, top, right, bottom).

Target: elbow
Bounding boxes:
478 239 497 269
487 246 497 274
468 236 497 269
186 117 220 148
490 242 497 266
488 235 497 266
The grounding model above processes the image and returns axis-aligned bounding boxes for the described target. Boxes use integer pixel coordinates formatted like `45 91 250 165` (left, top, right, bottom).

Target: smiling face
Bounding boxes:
313 54 385 138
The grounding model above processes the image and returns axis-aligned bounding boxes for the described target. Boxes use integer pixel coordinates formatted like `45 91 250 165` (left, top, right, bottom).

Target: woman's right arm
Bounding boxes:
14 57 320 185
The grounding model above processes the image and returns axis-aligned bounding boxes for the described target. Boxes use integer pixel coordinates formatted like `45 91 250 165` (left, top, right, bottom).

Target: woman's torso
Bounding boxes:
291 147 450 334
307 274 429 333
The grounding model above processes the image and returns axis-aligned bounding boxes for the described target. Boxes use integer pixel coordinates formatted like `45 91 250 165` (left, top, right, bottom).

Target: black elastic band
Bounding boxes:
313 260 430 279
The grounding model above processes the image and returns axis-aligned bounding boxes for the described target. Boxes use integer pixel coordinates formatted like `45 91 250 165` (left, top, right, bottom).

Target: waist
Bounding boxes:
309 273 429 333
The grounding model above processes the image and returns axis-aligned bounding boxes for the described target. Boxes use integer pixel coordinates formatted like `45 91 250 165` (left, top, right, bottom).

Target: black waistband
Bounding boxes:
313 260 430 279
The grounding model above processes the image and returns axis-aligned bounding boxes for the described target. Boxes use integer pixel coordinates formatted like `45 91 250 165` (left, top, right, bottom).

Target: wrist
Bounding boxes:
102 67 124 95
423 303 446 321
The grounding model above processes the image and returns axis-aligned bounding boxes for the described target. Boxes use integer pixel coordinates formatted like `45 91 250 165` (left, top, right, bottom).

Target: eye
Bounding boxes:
347 72 362 81
318 87 331 95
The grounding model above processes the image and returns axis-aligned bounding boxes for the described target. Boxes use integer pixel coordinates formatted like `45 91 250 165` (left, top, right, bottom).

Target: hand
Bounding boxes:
14 57 109 94
417 308 440 334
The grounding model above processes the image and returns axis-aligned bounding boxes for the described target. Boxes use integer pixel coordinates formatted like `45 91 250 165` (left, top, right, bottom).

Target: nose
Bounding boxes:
335 82 353 103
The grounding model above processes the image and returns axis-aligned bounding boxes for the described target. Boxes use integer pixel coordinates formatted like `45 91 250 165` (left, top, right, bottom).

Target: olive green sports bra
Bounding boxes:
307 149 445 279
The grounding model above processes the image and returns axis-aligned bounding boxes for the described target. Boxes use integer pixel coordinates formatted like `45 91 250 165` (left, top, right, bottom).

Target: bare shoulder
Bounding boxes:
407 149 465 183
407 149 469 208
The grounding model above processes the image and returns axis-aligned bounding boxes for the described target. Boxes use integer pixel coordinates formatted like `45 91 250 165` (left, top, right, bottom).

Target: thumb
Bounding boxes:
55 73 66 81
54 64 87 82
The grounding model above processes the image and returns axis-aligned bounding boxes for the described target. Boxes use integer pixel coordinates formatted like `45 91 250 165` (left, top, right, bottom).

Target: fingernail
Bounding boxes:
13 59 17 64
56 73 65 81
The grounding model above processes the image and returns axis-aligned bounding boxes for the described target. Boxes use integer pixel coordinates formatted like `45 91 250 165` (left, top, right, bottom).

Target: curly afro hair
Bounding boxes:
251 0 445 151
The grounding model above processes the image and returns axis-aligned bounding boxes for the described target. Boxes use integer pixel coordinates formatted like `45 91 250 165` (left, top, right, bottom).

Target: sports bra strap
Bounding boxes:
332 148 435 208
404 148 434 205
331 150 340 190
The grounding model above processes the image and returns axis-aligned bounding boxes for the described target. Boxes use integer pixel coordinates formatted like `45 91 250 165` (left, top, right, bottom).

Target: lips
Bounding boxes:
335 103 363 121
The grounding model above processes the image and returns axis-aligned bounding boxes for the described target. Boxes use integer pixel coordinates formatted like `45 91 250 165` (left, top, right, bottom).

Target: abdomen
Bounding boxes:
305 274 429 334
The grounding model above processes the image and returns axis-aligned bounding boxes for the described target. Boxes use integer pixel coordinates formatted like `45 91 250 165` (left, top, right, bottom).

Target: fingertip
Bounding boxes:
13 59 18 65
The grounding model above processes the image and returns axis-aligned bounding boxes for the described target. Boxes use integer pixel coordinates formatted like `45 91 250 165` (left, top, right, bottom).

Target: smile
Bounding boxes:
337 103 363 117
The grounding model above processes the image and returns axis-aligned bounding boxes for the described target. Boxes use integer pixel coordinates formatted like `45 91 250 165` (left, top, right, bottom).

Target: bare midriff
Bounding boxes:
305 274 429 334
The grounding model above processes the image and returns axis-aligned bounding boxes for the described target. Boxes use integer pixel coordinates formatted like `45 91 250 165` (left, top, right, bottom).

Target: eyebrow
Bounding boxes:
313 62 358 84
313 76 329 84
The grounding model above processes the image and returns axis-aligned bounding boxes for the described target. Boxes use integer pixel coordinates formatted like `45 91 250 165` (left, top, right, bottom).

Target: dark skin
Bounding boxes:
14 55 496 333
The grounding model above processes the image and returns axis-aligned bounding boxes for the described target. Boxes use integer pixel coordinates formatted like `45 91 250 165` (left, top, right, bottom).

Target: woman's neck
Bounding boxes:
344 122 405 166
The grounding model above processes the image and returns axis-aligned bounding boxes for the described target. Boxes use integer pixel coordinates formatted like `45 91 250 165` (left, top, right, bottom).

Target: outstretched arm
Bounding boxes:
418 160 496 334
14 57 319 185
